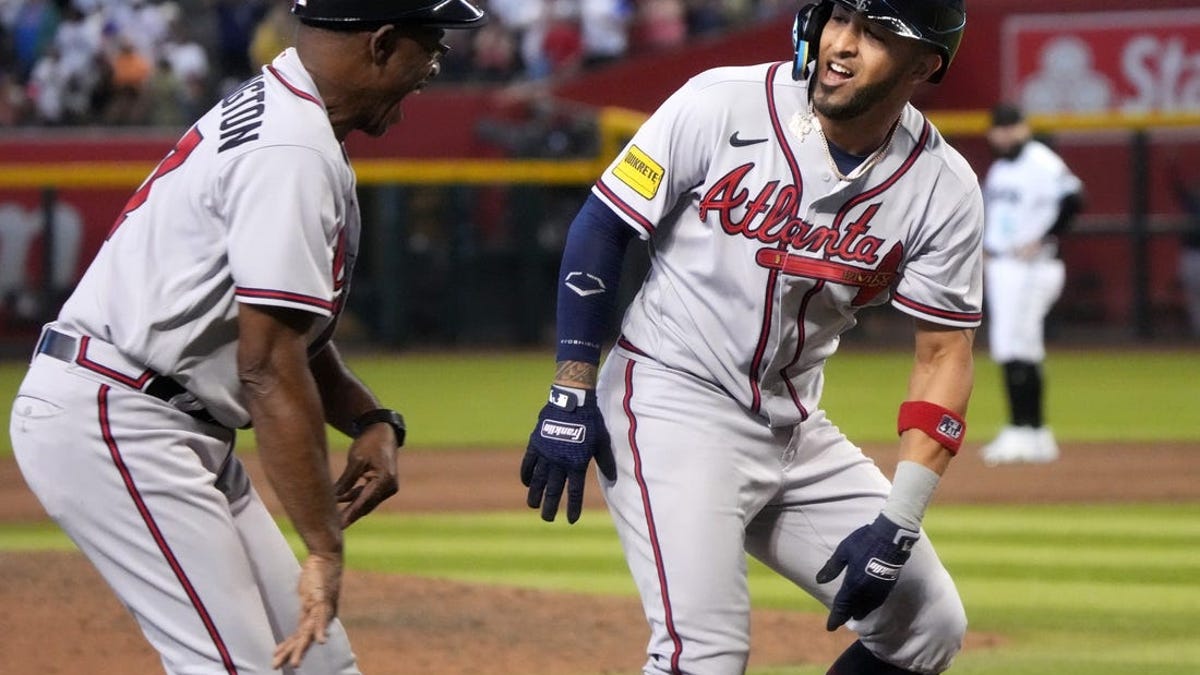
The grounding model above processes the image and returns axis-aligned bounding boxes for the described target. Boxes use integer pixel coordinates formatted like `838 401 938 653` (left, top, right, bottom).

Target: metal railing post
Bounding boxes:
1130 130 1151 339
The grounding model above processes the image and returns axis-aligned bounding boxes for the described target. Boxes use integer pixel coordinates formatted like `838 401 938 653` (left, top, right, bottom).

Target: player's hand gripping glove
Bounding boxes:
816 513 920 631
521 384 617 523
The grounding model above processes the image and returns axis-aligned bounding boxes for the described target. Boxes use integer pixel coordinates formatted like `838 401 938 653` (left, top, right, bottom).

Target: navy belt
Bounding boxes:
36 328 220 426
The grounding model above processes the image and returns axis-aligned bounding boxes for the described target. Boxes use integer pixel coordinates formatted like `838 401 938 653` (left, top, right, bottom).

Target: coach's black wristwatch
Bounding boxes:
350 408 406 447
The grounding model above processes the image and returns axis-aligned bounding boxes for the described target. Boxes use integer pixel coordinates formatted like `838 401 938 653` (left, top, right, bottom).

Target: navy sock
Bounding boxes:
1002 360 1043 427
827 640 923 675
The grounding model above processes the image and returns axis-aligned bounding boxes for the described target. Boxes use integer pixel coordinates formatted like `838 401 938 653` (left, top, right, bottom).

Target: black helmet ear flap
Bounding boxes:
792 2 832 81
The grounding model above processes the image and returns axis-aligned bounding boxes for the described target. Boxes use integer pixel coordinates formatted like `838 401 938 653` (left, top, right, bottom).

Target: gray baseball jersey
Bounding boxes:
593 62 983 428
56 47 360 429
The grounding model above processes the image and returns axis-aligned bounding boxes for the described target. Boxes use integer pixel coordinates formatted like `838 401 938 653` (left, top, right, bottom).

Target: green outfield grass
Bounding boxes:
0 346 1197 456
821 347 1199 443
2 503 1198 675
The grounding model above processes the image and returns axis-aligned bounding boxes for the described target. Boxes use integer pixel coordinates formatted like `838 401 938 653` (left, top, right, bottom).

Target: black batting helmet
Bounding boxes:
291 0 487 30
793 0 965 83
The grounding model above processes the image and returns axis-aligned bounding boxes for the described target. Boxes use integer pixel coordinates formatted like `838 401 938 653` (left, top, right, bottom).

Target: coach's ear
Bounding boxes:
367 24 399 67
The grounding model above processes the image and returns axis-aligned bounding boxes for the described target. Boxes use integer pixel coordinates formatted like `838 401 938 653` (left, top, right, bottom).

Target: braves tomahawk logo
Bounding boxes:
698 163 904 305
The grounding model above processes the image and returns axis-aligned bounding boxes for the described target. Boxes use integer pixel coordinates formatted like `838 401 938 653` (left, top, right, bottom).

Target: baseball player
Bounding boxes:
522 1 978 673
1170 162 1200 338
8 1 485 673
978 103 1083 465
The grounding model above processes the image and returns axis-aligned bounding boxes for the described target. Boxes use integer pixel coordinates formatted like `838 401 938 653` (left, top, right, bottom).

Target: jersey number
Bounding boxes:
107 127 204 239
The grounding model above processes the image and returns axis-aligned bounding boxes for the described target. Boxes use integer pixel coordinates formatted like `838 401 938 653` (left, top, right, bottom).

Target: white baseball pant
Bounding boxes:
11 354 360 675
596 349 966 675
984 255 1065 363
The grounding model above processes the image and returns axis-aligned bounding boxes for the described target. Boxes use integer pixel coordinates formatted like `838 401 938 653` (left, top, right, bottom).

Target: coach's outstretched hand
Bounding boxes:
816 513 920 631
272 551 342 669
522 384 616 523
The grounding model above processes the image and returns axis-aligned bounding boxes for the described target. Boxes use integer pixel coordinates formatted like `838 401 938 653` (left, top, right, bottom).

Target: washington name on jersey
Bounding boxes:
218 78 268 153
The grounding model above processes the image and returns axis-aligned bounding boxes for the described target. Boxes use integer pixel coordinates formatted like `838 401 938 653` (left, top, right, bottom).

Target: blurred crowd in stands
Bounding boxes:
0 0 793 128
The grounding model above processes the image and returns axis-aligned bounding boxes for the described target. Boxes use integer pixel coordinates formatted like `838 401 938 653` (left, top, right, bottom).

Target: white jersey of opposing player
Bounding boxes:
55 48 359 428
982 139 1081 256
593 62 984 427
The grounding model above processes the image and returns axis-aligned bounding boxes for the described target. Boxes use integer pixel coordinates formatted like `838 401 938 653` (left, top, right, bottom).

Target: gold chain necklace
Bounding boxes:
790 101 900 182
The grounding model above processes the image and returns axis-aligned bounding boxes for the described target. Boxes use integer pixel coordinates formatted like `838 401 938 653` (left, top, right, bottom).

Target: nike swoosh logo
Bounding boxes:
729 132 769 147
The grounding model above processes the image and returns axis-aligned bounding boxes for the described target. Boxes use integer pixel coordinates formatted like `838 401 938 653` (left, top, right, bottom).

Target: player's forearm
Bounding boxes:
309 342 381 436
554 193 636 365
881 324 974 531
901 323 976 475
244 358 344 556
554 360 598 388
238 305 343 557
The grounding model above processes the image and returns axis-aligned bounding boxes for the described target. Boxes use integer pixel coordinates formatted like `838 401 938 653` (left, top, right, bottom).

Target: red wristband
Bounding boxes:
897 401 966 455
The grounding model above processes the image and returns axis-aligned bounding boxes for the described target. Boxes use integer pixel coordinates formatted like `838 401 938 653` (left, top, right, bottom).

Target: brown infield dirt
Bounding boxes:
1 441 1197 675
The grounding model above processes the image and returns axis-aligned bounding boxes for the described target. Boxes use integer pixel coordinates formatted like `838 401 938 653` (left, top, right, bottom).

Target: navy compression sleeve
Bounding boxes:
556 193 638 364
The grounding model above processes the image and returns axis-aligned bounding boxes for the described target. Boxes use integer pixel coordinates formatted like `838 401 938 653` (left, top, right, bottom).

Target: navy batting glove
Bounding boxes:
521 384 616 524
816 514 920 631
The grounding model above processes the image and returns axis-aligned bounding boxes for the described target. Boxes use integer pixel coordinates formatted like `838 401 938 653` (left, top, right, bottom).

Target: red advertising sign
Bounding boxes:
1003 8 1200 114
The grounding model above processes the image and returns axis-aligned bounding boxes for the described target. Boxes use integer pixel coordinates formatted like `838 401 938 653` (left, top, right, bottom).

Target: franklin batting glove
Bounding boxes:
521 384 616 524
816 513 920 631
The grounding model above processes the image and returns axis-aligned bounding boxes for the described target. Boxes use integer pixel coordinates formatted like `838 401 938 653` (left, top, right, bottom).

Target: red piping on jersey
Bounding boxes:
332 227 348 292
97 385 239 674
594 181 657 235
266 64 323 108
746 61 804 415
622 360 684 673
892 292 982 323
832 119 931 229
235 287 335 312
617 335 648 357
775 118 937 401
767 62 805 194
829 118 978 323
778 280 820 417
76 336 155 390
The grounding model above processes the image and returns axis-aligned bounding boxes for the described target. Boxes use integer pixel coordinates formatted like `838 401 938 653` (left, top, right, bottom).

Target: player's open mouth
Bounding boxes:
824 61 853 84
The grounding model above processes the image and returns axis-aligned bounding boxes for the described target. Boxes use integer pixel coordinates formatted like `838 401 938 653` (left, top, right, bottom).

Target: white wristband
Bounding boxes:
881 460 941 532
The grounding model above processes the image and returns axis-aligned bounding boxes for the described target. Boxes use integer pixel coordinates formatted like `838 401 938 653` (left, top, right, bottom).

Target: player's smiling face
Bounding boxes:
357 24 448 137
811 5 939 122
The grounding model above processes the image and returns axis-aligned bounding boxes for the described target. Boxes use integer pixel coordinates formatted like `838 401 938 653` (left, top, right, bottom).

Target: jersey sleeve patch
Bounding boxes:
611 145 665 200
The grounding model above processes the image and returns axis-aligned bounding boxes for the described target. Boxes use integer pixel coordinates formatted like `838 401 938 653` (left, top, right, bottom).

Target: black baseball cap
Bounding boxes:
292 0 487 30
990 103 1024 127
